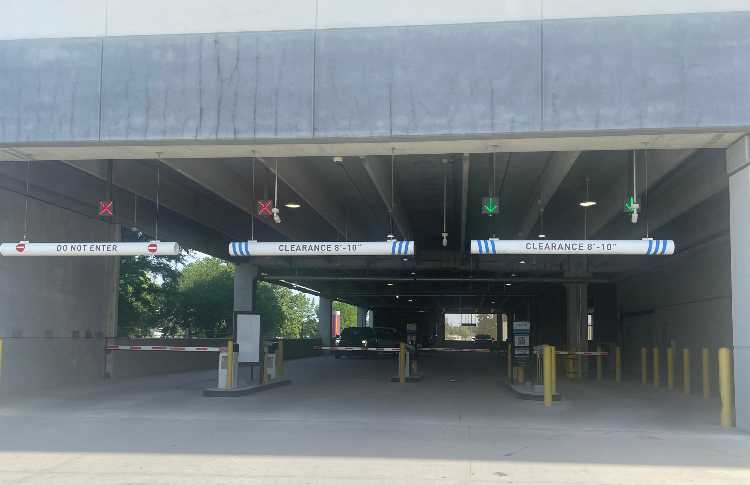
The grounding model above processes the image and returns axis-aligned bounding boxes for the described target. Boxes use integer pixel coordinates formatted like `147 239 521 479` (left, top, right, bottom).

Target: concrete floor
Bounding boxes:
0 353 747 484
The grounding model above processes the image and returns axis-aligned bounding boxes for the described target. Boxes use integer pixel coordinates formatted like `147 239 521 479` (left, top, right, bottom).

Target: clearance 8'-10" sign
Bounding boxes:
0 241 181 256
471 239 675 256
229 240 415 257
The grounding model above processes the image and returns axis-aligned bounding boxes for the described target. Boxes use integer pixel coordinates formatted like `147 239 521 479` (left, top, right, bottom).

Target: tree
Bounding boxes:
333 301 358 329
117 255 182 337
172 258 234 337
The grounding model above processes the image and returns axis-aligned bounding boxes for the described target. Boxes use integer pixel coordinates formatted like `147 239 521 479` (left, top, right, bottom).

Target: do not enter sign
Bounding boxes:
15 242 25 253
0 241 180 257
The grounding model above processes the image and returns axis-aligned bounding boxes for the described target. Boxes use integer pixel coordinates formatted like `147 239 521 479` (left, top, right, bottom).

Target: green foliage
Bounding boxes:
118 255 319 339
333 300 358 329
117 255 181 337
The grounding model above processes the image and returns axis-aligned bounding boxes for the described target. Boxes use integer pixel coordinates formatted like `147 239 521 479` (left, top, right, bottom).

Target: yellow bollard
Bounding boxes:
653 347 660 389
399 342 406 384
683 348 691 396
641 347 648 385
276 339 285 378
543 345 553 408
596 345 603 382
615 346 622 384
718 348 734 428
517 366 525 384
551 346 557 395
702 347 710 399
576 354 583 380
226 340 234 389
667 346 674 391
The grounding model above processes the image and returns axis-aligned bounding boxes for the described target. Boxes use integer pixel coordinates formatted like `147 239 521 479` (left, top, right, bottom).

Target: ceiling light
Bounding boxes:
386 233 395 240
579 177 596 207
538 233 547 238
491 300 496 304
505 283 512 287
401 257 408 262
284 202 301 209
410 271 416 275
519 260 526 264
408 299 413 302
386 282 394 287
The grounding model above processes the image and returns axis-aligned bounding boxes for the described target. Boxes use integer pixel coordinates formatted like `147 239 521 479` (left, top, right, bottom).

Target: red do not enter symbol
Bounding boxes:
147 243 158 254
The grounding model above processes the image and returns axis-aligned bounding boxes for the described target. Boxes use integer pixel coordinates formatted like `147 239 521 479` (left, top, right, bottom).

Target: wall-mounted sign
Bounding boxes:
0 241 180 257
471 239 675 256
229 240 415 257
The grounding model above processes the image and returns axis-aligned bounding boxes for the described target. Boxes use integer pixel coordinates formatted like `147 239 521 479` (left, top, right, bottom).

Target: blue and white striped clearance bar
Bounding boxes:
471 239 675 256
229 240 415 257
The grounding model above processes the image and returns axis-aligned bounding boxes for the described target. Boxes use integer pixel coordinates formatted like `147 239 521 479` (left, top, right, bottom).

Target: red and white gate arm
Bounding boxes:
106 345 226 352
315 346 401 352
418 347 492 353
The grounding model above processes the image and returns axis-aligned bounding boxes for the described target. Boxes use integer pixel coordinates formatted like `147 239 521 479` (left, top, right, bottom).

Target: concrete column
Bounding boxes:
564 283 588 350
367 310 374 327
233 263 257 313
357 307 367 327
727 135 750 429
318 296 333 346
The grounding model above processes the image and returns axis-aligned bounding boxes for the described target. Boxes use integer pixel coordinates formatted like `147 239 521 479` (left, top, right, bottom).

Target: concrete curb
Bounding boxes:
504 381 562 401
390 374 424 383
202 378 292 397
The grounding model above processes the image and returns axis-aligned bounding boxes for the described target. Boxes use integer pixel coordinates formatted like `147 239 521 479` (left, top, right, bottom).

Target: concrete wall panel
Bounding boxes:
543 12 750 131
315 23 541 137
0 38 102 142
0 189 118 391
101 31 314 140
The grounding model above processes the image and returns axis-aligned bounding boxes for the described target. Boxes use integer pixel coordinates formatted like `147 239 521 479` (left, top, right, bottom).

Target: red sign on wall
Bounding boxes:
98 200 113 217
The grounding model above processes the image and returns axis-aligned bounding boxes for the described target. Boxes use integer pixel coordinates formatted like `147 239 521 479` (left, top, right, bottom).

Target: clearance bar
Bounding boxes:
106 345 225 352
471 239 675 256
229 240 415 257
0 241 180 256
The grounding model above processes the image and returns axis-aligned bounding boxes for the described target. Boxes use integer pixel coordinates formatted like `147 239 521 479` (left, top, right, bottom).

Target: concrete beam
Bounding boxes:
517 151 579 237
361 156 413 239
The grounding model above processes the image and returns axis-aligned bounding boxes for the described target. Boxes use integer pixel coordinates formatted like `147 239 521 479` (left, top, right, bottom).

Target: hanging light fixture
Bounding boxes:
538 206 546 238
579 177 596 207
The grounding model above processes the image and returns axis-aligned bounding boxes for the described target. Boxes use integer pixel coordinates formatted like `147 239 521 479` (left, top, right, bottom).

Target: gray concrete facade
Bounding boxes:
2 12 750 146
0 189 118 391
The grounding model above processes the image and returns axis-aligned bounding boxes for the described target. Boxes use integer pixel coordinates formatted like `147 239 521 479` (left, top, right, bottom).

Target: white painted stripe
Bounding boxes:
1 0 749 40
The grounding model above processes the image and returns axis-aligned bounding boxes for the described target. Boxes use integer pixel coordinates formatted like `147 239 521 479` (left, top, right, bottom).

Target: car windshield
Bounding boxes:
375 328 399 338
341 327 375 339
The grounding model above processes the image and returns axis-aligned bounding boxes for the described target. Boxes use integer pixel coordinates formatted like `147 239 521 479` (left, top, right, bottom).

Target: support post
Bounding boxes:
226 340 234 389
703 347 710 399
318 296 333 348
653 347 660 389
667 346 675 391
683 348 691 396
544 345 553 407
641 347 648 385
719 347 734 428
517 367 525 384
596 344 603 381
0 338 3 385
399 342 406 384
615 346 622 383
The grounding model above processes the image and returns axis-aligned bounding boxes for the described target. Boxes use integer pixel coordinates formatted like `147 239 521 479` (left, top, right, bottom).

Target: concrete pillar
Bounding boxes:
367 310 374 327
357 307 367 327
318 296 333 346
564 283 588 350
233 263 257 314
727 135 750 429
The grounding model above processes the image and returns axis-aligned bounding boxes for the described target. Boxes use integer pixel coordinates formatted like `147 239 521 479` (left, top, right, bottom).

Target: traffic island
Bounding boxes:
203 378 292 397
505 381 561 402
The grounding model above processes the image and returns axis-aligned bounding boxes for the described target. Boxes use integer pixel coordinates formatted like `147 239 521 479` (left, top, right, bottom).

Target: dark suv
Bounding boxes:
334 327 377 358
